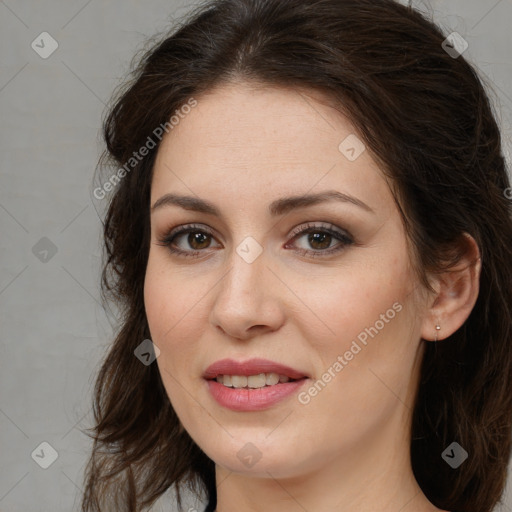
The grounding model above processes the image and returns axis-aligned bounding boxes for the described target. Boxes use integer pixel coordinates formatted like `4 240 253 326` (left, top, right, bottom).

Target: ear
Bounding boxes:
421 233 481 342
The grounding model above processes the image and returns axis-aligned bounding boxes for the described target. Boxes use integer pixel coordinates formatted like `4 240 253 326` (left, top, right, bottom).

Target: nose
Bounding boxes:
209 245 286 341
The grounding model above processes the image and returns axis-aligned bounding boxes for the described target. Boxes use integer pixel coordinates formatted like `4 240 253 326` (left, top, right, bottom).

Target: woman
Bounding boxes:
83 0 512 511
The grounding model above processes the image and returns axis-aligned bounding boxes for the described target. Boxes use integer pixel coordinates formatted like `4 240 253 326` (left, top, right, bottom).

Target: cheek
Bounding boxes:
296 248 415 366
144 257 208 418
290 290 420 464
289 244 423 432
143 255 205 370
293 253 422 431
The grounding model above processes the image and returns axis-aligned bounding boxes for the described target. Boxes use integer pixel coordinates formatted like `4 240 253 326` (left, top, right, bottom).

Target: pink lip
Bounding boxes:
206 379 308 411
203 358 309 412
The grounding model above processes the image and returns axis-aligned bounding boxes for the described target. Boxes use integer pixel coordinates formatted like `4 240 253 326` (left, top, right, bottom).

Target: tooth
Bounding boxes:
247 373 267 388
265 373 280 385
216 373 296 388
231 375 248 388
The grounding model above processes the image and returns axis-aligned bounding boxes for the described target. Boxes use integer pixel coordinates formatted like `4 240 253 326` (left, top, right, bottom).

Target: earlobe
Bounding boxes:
421 233 481 342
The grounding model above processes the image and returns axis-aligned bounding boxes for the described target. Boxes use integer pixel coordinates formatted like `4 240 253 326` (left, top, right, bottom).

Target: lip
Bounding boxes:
203 358 309 380
203 358 309 412
206 379 308 411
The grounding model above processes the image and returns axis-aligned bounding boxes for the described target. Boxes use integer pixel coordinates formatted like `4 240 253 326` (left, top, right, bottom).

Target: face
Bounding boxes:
144 81 429 479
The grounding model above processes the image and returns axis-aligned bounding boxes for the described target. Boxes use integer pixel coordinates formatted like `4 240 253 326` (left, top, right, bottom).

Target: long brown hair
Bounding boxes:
83 1 512 511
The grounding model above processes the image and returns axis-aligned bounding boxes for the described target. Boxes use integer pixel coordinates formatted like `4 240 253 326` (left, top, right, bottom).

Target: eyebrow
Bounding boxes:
151 190 374 216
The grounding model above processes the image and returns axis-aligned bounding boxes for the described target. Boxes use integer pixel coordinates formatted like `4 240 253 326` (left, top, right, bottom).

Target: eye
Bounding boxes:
285 222 354 258
155 221 354 259
155 223 220 258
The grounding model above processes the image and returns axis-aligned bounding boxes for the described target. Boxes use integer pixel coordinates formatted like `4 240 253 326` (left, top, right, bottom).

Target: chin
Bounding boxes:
196 434 314 479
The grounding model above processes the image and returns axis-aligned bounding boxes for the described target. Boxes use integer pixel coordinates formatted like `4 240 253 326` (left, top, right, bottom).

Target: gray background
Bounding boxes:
0 1 511 511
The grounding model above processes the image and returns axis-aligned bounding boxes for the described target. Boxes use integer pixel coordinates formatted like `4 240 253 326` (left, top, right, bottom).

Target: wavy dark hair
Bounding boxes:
82 0 512 511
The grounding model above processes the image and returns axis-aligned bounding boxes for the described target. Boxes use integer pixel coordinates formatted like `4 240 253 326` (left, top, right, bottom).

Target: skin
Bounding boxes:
144 80 480 512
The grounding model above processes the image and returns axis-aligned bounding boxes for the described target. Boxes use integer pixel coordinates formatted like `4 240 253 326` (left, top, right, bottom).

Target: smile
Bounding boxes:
214 373 296 388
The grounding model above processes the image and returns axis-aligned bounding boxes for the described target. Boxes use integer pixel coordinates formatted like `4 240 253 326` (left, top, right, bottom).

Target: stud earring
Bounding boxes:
434 324 441 342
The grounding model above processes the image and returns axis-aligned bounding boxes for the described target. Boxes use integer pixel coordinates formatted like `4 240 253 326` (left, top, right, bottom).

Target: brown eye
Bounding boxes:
157 222 353 259
287 222 353 257
306 232 333 250
156 224 221 258
187 231 212 250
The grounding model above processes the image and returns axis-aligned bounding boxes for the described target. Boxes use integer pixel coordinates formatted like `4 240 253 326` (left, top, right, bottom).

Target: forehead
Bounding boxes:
156 81 354 166
151 81 395 217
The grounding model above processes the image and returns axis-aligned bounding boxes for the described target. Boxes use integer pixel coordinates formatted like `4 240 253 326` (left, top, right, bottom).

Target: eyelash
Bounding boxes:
156 222 354 259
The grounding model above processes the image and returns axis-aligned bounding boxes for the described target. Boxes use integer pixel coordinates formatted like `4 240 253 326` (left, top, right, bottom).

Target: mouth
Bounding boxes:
203 358 310 411
209 372 307 389
203 357 309 388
